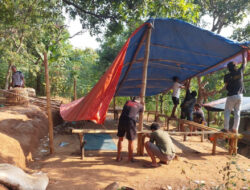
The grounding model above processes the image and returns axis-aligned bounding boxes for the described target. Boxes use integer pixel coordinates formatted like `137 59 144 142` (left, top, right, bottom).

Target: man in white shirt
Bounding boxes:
171 76 185 118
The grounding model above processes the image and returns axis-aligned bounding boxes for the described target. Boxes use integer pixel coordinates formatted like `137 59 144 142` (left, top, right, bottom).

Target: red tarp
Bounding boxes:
60 24 147 124
60 41 128 123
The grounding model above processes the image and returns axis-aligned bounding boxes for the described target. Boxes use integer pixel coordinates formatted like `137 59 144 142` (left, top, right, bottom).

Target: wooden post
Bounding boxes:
155 95 159 121
207 110 210 127
201 129 204 142
137 24 152 155
113 96 117 120
212 135 218 155
44 52 54 154
74 78 77 100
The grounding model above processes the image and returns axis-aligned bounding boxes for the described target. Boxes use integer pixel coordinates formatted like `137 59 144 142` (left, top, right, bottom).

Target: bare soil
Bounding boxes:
0 106 249 190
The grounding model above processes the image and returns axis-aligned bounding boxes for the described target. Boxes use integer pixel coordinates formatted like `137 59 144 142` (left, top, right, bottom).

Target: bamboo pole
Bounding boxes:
137 24 152 155
113 96 116 120
155 95 159 121
44 52 54 154
115 27 149 96
74 78 77 100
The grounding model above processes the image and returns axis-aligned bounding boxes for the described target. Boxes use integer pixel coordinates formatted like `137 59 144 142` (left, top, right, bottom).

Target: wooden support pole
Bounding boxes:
74 78 77 100
44 52 54 154
201 130 204 142
212 135 218 155
207 110 210 127
113 96 117 120
155 95 159 121
137 24 152 156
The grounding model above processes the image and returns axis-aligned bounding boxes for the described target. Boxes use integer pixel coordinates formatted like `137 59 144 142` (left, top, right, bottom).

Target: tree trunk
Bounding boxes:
44 52 54 154
36 72 42 95
4 62 13 89
74 78 77 100
160 94 164 114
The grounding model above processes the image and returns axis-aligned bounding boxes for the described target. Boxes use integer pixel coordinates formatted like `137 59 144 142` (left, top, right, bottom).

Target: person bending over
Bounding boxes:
144 123 176 168
193 103 206 125
116 96 143 162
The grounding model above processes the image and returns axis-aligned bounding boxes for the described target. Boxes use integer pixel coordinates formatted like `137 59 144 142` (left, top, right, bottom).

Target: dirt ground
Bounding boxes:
0 105 48 168
0 105 249 190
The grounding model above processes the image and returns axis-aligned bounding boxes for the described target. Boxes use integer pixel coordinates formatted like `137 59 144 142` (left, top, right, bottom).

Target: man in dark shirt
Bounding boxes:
222 51 247 133
116 96 143 162
180 79 197 121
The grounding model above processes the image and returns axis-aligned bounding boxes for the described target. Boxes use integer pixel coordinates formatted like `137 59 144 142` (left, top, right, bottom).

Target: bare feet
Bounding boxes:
116 157 122 162
143 163 161 168
230 129 237 133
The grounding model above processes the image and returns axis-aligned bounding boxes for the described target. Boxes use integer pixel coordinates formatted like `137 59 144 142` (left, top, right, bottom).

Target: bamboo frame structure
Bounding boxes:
44 52 54 154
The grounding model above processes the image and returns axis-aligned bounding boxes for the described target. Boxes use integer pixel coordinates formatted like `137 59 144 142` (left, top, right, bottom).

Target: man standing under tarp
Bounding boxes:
222 51 247 133
116 96 143 162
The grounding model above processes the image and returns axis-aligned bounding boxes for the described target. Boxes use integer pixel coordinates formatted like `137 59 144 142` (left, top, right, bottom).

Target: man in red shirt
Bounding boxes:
116 96 143 162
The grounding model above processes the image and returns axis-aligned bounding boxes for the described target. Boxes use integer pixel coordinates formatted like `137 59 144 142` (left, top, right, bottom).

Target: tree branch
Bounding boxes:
69 30 84 39
62 0 118 22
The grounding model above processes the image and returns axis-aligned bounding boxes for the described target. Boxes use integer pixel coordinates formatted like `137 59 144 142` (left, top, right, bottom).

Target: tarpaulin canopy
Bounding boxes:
203 97 250 113
60 18 249 123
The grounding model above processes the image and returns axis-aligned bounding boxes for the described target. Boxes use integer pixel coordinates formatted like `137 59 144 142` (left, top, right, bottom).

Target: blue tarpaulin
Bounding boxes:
84 134 117 150
116 18 249 96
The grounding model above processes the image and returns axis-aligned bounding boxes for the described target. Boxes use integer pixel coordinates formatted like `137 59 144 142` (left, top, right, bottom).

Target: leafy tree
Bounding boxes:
195 0 250 34
231 23 250 42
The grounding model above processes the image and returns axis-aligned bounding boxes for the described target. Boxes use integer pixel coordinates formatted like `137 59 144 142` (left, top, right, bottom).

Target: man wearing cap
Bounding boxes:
144 123 176 168
116 96 144 162
222 52 247 133
9 66 25 89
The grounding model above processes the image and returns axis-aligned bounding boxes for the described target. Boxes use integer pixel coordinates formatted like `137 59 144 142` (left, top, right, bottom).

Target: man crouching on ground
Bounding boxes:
144 123 176 168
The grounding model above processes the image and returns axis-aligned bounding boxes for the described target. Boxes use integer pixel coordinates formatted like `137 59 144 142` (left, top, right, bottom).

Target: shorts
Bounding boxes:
147 142 175 162
181 108 193 121
172 97 179 105
117 118 137 140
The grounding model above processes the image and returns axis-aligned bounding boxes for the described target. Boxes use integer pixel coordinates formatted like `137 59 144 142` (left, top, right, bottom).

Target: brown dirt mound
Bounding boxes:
0 105 48 168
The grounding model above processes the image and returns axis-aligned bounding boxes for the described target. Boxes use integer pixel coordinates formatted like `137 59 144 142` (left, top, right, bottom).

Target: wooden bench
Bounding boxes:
155 114 179 131
72 129 117 159
179 119 241 155
145 110 157 122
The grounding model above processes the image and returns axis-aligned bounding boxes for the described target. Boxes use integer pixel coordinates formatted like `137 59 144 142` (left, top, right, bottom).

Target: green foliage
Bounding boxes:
231 23 250 42
195 0 250 33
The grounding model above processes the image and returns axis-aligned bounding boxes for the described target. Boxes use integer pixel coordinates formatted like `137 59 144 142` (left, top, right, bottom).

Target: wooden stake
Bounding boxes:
74 78 77 100
137 24 152 155
113 96 117 120
44 52 54 154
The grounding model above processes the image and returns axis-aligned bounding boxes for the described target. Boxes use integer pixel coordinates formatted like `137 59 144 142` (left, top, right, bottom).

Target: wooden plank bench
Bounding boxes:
155 114 179 131
72 129 117 159
178 119 241 155
145 110 157 122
